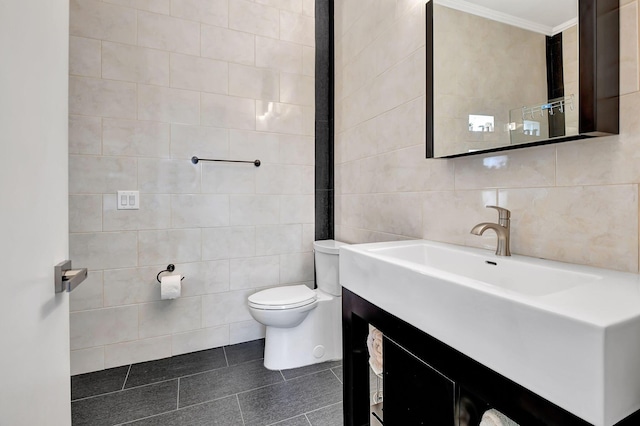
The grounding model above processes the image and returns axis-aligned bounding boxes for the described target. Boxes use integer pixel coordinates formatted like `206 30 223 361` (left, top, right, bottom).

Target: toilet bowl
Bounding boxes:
248 240 347 370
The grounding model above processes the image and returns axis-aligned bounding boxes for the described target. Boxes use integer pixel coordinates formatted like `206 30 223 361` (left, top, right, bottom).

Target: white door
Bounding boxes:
0 1 71 425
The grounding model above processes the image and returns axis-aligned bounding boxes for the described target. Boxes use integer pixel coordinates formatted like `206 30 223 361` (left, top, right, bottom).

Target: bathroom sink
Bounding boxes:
369 243 600 297
340 240 640 426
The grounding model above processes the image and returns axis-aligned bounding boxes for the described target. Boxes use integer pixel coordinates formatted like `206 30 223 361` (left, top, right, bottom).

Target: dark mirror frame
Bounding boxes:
426 0 620 159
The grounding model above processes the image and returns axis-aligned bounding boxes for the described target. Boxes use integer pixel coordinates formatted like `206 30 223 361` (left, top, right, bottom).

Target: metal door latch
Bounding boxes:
54 260 88 293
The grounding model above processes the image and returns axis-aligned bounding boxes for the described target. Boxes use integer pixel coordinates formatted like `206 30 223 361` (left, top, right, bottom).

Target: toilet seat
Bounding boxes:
248 285 317 310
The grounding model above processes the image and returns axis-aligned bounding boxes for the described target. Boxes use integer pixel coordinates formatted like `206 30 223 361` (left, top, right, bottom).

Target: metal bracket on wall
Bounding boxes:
54 260 88 293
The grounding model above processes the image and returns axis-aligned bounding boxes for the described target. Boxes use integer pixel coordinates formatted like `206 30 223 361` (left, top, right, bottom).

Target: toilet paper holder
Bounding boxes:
156 264 185 283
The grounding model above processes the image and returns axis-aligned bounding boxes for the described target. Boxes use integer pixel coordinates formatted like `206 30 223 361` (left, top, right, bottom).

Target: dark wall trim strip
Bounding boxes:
315 0 334 241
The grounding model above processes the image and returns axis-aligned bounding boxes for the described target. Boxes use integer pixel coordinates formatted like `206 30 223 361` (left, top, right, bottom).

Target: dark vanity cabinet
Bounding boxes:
342 288 640 426
383 337 455 424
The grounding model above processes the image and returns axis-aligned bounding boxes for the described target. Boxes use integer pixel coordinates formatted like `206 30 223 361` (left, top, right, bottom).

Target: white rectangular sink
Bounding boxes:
340 240 640 426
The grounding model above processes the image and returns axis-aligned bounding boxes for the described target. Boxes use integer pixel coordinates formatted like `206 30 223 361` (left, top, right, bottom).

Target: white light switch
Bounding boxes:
117 191 139 210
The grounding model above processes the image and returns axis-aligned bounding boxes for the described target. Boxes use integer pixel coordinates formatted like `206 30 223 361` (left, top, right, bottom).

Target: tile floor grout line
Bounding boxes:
330 367 343 384
118 394 244 425
281 365 343 382
222 345 230 367
304 413 313 425
181 379 287 410
72 363 339 405
117 410 184 426
73 343 348 425
265 413 310 426
177 377 180 410
236 393 247 426
305 400 343 416
116 407 181 426
173 357 267 384
71 377 179 403
233 368 339 397
121 364 132 391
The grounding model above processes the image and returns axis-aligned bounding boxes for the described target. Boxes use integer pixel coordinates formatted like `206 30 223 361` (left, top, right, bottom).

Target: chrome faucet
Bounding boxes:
470 205 511 256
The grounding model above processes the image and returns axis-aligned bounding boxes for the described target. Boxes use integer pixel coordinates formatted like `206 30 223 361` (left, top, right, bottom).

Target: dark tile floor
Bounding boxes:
71 339 344 426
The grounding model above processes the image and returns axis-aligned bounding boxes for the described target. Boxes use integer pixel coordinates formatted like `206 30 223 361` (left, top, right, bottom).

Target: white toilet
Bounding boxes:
248 240 346 370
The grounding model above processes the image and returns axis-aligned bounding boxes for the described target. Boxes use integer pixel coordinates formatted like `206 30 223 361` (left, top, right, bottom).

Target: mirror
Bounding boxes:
426 0 620 158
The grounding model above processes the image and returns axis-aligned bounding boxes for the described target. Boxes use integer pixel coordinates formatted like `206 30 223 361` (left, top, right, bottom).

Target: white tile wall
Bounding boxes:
69 77 137 119
202 290 254 327
201 93 257 130
69 115 102 155
138 297 202 338
229 0 280 38
70 347 105 376
102 42 170 86
137 11 201 55
202 227 257 259
70 270 104 312
256 36 303 74
138 229 202 265
70 306 139 350
69 36 101 78
170 0 228 27
102 119 170 158
172 326 230 355
170 125 229 160
69 0 316 373
201 25 255 65
70 0 137 44
137 85 201 125
229 320 266 344
170 54 228 94
230 256 280 289
70 232 139 270
69 195 102 233
170 194 230 228
256 101 304 134
104 336 172 369
229 195 280 225
104 0 170 14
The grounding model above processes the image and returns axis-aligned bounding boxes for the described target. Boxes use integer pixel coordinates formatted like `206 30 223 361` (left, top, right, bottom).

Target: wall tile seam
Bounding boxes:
334 145 433 163
70 344 106 355
336 93 425 129
203 25 313 50
118 10 318 40
637 184 640 274
336 44 426 102
335 7 404 69
70 306 139 323
334 3 371 40
337 184 640 196
493 182 640 192
69 134 313 156
333 94 425 135
72 75 314 109
96 0 169 15
334 225 421 240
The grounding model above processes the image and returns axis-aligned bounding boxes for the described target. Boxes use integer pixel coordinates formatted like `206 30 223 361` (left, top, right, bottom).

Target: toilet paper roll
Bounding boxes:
161 275 181 300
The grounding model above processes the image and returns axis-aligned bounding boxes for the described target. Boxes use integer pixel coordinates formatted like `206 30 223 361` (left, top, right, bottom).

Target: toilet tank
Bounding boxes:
314 240 347 296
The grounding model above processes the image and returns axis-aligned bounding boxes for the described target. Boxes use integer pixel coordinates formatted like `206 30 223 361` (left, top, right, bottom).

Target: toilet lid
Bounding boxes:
248 285 317 310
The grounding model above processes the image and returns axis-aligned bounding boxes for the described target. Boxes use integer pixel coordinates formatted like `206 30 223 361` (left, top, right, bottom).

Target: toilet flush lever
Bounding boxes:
54 260 88 293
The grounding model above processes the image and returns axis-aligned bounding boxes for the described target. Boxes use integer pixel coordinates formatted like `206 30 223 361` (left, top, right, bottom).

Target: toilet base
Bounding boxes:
263 293 342 371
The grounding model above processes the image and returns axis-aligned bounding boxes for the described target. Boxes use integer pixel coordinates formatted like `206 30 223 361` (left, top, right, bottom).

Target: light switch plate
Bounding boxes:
117 191 139 210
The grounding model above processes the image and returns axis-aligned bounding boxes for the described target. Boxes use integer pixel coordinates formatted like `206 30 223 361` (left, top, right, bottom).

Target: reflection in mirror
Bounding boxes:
431 0 579 157
427 0 620 159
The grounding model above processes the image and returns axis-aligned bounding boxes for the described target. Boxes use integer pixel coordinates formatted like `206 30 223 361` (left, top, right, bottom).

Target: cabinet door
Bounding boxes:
383 337 455 425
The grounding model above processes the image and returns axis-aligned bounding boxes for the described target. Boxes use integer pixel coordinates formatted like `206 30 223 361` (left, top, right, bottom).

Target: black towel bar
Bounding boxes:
191 156 260 167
